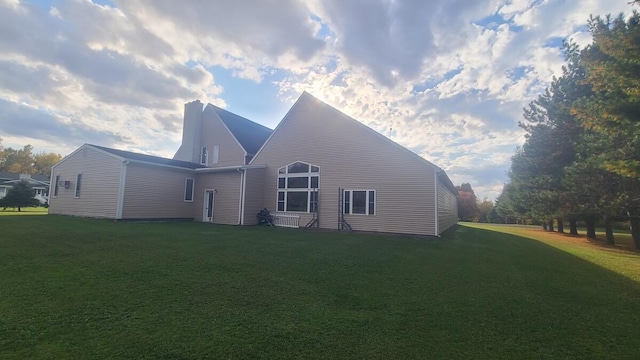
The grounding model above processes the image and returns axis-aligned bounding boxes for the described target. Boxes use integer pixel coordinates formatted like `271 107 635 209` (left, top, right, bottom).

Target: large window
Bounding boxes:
184 178 194 202
74 173 82 198
343 190 375 215
212 145 219 164
277 161 319 212
53 175 59 197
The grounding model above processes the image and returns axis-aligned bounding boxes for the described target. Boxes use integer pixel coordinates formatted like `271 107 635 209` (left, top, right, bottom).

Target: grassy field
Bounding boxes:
463 223 640 282
0 207 49 216
1 216 639 359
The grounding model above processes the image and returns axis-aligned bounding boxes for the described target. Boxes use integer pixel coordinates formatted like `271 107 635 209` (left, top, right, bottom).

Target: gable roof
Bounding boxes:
207 105 273 156
251 92 458 194
89 144 206 170
0 171 50 182
0 172 50 187
253 92 436 168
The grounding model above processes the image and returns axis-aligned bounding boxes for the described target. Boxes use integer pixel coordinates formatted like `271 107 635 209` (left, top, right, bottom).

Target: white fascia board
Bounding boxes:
248 93 307 165
195 164 266 173
87 144 202 172
86 144 127 162
51 144 95 171
124 159 199 172
204 104 248 159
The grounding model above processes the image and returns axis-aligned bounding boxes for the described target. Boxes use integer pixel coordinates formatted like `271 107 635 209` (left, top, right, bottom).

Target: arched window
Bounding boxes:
277 161 319 212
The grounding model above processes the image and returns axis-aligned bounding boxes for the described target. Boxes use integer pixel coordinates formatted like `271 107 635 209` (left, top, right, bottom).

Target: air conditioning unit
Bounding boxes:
58 180 71 188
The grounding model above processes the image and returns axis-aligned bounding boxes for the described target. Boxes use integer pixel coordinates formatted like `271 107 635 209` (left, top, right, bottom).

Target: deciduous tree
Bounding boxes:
456 183 478 221
476 199 494 223
0 144 62 176
33 152 62 177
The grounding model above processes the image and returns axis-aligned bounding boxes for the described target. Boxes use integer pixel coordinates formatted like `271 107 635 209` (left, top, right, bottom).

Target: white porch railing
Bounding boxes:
271 214 300 228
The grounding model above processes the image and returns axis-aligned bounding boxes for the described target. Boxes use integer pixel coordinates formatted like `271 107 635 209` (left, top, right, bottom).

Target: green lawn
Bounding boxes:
0 207 48 215
1 216 639 359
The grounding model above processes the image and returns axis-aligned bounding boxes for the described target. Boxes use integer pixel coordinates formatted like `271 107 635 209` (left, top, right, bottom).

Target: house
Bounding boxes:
49 92 457 236
0 172 50 204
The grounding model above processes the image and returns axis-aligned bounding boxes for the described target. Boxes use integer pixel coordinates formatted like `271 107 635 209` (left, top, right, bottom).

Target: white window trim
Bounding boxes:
276 161 319 213
343 189 376 216
74 173 82 198
53 175 60 198
184 178 195 202
200 146 208 166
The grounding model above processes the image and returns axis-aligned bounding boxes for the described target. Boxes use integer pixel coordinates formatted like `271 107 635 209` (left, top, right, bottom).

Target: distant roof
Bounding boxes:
209 105 273 155
0 171 50 182
89 144 206 170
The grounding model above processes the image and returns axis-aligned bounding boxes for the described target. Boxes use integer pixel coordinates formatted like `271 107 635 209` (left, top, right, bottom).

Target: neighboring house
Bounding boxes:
0 172 50 204
49 92 457 236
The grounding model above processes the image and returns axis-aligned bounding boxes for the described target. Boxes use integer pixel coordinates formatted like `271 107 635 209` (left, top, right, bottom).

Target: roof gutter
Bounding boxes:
124 159 202 172
196 164 266 173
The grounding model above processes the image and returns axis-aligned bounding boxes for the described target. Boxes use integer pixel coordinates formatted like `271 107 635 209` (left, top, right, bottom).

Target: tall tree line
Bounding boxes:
496 11 640 249
0 139 62 177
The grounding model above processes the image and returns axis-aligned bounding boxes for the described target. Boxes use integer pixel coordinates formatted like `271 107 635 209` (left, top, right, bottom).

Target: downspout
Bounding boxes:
116 160 128 219
237 168 246 225
434 171 439 237
48 166 55 205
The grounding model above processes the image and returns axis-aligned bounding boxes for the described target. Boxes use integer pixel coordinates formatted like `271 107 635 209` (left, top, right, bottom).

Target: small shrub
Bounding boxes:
256 208 273 226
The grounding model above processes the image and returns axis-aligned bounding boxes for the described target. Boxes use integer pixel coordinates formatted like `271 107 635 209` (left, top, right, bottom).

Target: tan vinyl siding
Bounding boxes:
194 171 241 225
242 168 265 225
437 182 458 234
252 94 438 236
200 108 247 167
49 146 121 218
120 163 195 219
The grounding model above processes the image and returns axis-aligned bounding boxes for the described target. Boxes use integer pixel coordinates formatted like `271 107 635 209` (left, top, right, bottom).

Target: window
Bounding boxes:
74 174 82 198
212 145 219 164
200 147 208 165
343 190 375 215
54 175 59 197
184 178 194 202
276 161 319 212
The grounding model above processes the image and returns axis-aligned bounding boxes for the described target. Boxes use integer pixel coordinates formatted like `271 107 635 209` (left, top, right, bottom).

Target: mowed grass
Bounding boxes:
0 207 48 216
1 216 639 359
464 223 640 283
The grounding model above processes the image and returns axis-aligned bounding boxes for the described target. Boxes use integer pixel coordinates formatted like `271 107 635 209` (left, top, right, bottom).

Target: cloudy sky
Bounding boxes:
0 0 632 199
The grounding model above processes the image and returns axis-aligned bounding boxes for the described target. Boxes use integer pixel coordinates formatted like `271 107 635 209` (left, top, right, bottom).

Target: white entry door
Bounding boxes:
203 190 215 222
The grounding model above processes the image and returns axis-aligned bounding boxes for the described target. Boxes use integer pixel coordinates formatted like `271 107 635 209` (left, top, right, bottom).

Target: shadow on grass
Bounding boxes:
1 216 640 359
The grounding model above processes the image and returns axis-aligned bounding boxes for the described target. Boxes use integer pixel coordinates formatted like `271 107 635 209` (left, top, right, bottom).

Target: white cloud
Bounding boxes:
0 0 634 200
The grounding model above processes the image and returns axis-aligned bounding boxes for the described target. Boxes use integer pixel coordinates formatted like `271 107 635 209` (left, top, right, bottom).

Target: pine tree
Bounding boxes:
0 180 41 211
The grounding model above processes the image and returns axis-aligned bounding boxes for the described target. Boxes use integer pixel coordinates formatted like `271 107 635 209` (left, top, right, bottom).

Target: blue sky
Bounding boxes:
0 0 632 199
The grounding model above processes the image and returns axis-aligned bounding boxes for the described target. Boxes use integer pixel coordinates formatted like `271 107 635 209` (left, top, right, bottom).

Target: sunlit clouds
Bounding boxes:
0 0 630 199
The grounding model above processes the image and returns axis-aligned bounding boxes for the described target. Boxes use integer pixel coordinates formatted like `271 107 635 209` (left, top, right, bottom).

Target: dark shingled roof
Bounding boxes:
209 105 273 155
89 144 206 170
0 171 50 182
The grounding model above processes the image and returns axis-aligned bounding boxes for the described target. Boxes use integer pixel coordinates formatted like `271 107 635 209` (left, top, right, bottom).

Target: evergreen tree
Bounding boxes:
0 180 41 211
516 42 593 229
571 12 640 248
572 12 640 179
